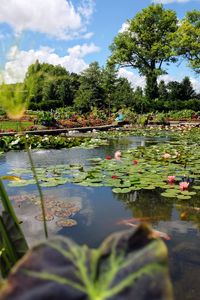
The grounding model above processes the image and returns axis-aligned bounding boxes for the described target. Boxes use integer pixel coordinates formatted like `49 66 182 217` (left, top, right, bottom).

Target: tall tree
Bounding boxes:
175 10 200 74
113 77 134 109
24 61 75 109
180 76 196 100
101 64 118 113
74 62 105 112
109 4 178 100
167 77 196 101
158 80 169 100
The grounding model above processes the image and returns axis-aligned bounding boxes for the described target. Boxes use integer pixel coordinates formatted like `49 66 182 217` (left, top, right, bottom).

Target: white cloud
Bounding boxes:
68 43 99 58
118 68 200 92
118 68 146 89
0 43 100 83
118 22 129 33
190 77 200 93
0 0 95 40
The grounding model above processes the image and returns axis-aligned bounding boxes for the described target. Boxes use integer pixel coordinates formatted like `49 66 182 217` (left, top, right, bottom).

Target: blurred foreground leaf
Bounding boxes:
0 224 173 300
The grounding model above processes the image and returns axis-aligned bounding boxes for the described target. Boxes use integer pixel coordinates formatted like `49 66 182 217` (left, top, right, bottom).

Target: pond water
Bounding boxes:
0 135 199 300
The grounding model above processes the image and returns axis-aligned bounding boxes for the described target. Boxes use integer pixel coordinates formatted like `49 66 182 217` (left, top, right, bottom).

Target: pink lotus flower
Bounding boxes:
162 153 171 159
168 176 175 183
114 150 122 160
179 182 189 191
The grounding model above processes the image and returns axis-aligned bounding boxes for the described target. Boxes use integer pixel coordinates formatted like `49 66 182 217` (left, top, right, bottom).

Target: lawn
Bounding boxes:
0 120 34 131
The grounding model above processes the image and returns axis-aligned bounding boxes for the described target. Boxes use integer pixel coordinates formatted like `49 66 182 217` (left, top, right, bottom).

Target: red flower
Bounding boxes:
106 155 111 160
179 182 189 191
132 160 138 165
168 176 175 184
111 175 119 179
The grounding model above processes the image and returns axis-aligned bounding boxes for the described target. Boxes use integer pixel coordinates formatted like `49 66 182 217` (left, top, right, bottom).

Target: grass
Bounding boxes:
0 120 34 131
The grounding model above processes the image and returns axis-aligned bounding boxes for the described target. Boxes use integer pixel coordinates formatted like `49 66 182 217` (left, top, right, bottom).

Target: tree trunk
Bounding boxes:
145 70 159 101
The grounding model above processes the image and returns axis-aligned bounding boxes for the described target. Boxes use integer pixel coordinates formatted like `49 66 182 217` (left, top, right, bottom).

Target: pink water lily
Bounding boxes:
168 176 175 183
162 153 171 159
114 150 122 160
179 182 189 191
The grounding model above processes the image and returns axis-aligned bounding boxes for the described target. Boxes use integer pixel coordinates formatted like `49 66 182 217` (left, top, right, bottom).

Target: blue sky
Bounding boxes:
0 0 199 90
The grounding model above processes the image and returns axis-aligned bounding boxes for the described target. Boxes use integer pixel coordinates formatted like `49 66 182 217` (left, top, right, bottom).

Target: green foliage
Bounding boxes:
175 10 200 74
35 111 58 127
109 4 178 100
0 135 107 152
24 61 79 110
0 121 33 131
1 226 173 300
167 77 196 101
0 180 28 277
0 83 28 119
74 62 105 112
158 80 169 101
166 109 197 120
113 77 135 109
120 108 137 123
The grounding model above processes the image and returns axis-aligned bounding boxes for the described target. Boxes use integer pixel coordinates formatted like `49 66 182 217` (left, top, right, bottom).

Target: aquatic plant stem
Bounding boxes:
19 121 48 239
26 145 48 239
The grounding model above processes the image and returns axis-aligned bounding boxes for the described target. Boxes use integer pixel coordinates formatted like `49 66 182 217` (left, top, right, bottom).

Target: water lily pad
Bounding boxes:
193 186 200 190
112 188 131 194
34 213 54 221
54 209 72 218
59 202 76 209
161 192 176 198
177 195 192 200
56 219 77 227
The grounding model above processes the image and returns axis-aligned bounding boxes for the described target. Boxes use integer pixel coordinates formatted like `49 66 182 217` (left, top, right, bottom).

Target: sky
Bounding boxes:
0 0 200 91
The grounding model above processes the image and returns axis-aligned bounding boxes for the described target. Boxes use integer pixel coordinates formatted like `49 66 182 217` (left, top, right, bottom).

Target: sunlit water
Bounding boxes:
0 135 199 300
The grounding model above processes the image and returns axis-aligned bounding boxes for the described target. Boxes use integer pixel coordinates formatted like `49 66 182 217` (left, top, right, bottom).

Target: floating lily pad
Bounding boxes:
59 202 76 209
161 192 176 198
35 213 54 221
112 188 131 194
54 210 72 218
56 219 77 227
177 195 192 200
193 186 200 190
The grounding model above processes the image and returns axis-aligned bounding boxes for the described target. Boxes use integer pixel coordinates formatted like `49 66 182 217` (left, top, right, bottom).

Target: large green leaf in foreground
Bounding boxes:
0 224 173 300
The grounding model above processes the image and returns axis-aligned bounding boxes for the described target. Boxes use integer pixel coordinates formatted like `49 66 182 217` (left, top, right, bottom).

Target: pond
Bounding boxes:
0 134 200 300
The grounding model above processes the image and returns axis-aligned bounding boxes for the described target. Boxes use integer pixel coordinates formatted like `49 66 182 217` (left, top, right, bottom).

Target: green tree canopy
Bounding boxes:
109 4 178 100
175 10 200 74
74 62 105 112
24 61 79 110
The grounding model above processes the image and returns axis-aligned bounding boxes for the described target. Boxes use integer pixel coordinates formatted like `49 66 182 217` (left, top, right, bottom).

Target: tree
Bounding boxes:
24 61 76 110
158 80 169 100
74 62 105 112
167 81 182 101
167 77 196 101
132 87 149 113
113 77 134 110
175 10 200 74
101 64 118 113
109 4 178 100
180 76 196 100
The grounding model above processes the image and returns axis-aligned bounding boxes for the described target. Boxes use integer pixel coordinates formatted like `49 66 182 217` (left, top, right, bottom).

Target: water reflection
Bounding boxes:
0 135 199 300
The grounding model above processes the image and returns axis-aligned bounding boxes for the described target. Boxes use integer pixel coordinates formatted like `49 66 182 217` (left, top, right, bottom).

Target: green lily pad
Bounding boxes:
177 195 192 200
